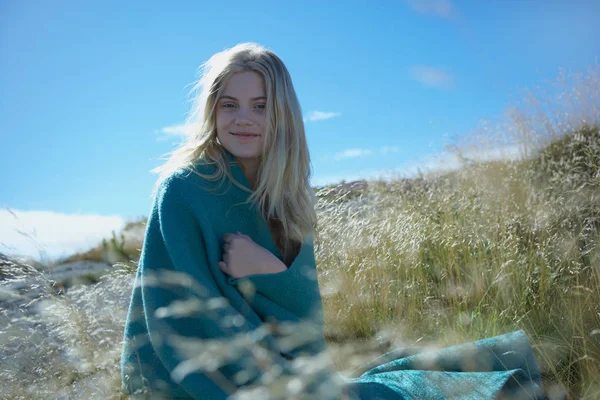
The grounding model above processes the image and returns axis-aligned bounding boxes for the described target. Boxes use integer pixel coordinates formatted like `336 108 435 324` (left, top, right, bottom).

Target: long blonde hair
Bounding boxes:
151 43 317 257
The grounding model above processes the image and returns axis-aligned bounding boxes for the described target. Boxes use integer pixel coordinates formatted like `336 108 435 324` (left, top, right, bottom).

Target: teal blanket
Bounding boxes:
120 151 545 399
344 330 544 399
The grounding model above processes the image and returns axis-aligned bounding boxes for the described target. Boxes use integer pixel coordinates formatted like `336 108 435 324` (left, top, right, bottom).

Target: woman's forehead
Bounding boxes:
220 71 265 98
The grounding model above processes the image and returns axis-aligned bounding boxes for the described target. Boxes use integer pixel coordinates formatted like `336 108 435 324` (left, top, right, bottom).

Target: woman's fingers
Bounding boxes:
236 231 251 240
221 232 252 278
224 232 246 244
218 261 228 273
223 251 231 264
220 235 234 275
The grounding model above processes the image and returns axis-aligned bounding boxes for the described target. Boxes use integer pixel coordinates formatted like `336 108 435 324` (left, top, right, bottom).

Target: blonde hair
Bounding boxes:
151 43 317 259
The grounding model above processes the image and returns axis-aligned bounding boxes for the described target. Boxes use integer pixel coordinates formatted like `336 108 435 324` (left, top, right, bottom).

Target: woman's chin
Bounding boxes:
227 147 260 160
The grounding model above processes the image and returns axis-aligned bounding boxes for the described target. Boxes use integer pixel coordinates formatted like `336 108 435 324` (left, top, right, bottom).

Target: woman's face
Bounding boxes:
216 71 267 171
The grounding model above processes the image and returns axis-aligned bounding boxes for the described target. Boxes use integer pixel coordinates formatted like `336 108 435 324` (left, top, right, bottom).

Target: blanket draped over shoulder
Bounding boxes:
120 150 545 399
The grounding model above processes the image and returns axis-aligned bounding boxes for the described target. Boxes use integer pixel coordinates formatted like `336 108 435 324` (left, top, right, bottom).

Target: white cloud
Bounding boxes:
409 65 454 89
404 0 458 19
325 146 400 162
0 209 125 263
312 143 524 187
304 111 342 122
156 123 200 141
400 144 523 176
333 148 373 161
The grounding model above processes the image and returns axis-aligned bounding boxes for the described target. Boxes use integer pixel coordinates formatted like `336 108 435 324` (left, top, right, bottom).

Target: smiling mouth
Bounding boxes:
230 132 260 137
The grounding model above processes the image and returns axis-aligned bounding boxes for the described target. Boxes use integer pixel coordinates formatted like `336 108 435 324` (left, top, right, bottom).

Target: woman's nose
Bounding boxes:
234 107 253 125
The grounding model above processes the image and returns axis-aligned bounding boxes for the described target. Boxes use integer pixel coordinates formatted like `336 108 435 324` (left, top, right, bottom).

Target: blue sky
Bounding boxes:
1 0 599 261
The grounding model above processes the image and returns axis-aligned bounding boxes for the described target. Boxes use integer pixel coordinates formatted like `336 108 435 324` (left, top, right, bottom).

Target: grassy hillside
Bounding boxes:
2 67 599 399
51 220 146 268
316 123 599 398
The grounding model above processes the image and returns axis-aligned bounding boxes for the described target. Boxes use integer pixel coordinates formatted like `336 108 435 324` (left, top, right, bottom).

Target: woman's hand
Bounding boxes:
218 232 287 279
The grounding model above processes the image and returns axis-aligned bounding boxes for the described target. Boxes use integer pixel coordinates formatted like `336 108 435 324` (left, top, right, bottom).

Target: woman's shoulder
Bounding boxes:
155 160 232 206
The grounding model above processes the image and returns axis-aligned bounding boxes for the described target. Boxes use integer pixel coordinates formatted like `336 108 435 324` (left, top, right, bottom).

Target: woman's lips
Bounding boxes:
230 132 259 137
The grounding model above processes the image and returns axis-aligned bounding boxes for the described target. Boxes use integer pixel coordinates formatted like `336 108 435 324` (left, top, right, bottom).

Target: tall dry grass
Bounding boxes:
0 65 598 399
317 65 600 399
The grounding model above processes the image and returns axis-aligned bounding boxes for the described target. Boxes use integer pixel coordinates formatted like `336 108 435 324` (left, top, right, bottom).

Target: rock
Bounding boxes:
47 261 113 284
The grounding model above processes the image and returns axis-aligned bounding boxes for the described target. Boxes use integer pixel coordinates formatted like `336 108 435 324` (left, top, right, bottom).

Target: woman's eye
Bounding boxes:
222 103 236 108
255 103 266 110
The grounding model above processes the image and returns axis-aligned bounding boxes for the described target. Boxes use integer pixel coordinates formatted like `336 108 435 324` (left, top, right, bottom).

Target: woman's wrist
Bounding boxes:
266 258 287 274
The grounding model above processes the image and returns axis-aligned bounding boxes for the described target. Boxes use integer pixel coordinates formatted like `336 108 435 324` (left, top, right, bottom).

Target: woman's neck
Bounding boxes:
237 158 259 189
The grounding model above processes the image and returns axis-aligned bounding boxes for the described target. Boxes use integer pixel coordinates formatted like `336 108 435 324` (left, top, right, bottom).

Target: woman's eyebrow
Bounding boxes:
218 95 267 101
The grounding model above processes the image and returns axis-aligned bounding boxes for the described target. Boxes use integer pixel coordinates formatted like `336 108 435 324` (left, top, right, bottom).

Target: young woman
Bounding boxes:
120 43 546 399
